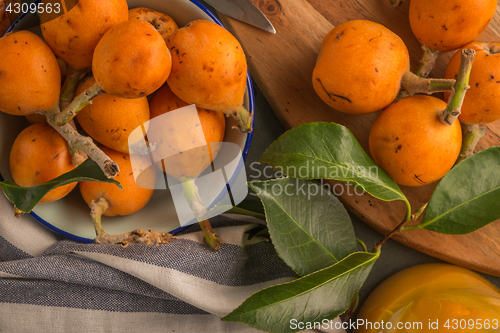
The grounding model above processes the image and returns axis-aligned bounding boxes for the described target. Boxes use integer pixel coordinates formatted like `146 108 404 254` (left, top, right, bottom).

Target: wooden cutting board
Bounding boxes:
218 0 500 276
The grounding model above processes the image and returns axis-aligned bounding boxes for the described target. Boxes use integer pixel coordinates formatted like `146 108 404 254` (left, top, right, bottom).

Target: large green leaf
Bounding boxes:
259 122 409 209
0 158 122 214
411 147 500 234
223 251 379 333
249 177 358 276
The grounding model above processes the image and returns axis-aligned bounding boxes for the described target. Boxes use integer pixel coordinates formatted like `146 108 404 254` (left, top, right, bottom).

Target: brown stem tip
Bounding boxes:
94 229 177 246
104 160 120 179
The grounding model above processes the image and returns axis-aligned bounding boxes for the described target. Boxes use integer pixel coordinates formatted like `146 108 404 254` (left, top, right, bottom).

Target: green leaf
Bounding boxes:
226 199 266 219
249 177 358 276
411 147 500 234
259 122 410 210
223 251 379 333
0 158 122 214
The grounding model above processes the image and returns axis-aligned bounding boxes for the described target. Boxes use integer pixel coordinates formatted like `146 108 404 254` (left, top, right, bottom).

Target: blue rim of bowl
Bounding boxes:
1 0 255 243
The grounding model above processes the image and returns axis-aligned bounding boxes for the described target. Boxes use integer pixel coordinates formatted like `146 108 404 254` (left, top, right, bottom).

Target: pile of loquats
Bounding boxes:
0 0 253 250
313 0 499 187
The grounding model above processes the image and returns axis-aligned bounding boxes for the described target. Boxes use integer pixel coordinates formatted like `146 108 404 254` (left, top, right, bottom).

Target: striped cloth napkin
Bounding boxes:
0 194 345 333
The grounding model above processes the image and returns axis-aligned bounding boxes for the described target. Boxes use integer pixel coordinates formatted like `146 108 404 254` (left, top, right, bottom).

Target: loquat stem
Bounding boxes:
94 228 177 246
229 106 253 133
400 71 455 96
32 110 87 166
416 45 441 78
43 105 120 178
374 217 409 249
59 66 86 111
390 0 403 8
90 198 177 246
198 219 221 251
181 177 221 251
55 80 104 126
438 49 476 126
181 177 207 218
90 197 109 236
454 123 487 165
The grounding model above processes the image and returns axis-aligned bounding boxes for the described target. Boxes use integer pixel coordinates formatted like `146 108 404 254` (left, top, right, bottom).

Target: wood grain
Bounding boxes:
219 0 500 276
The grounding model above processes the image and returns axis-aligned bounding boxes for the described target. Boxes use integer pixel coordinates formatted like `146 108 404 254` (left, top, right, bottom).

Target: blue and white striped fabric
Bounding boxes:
0 194 345 333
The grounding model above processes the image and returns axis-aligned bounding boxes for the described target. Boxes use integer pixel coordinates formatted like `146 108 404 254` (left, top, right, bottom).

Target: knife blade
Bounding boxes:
204 0 276 34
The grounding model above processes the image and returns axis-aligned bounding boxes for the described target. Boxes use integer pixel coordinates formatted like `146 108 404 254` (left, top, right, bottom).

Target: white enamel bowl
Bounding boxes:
0 0 254 242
